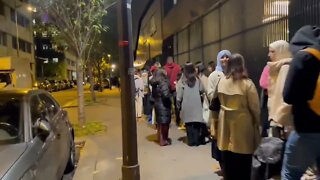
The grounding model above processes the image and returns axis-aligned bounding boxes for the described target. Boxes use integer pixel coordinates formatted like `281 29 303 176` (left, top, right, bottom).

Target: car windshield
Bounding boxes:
0 96 23 145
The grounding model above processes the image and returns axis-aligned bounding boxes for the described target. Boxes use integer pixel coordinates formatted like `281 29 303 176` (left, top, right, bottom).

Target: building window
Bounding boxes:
12 37 17 49
0 2 5 16
0 31 7 46
53 58 59 63
43 44 48 50
10 8 30 28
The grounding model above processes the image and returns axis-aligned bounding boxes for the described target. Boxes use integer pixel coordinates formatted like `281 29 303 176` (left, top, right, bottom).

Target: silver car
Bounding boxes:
0 89 75 180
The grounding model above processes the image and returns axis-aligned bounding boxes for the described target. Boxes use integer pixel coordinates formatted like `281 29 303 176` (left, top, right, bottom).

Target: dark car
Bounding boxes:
38 80 53 92
0 89 75 180
49 80 59 92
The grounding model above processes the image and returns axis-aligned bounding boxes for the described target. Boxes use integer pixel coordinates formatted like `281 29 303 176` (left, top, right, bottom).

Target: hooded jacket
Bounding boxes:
267 40 293 127
164 62 181 92
283 25 320 133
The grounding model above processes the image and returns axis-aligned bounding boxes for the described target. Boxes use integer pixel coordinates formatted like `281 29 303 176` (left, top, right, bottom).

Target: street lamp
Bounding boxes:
111 64 116 69
107 54 111 58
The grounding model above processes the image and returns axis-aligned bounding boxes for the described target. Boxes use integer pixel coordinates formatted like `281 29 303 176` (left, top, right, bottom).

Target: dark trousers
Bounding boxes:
222 151 252 180
185 122 206 146
172 91 181 126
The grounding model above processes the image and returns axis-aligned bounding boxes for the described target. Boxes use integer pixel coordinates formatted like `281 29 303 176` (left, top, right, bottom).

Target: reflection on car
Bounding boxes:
0 89 75 180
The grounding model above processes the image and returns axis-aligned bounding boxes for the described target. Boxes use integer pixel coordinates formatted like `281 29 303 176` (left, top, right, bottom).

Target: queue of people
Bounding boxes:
134 25 320 180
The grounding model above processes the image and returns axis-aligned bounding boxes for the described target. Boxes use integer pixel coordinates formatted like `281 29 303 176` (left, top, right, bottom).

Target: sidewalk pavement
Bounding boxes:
68 90 221 180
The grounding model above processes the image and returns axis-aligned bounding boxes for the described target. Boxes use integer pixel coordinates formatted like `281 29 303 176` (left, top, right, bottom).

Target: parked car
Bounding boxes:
49 80 59 92
63 80 71 89
57 80 67 90
0 89 75 180
38 80 53 92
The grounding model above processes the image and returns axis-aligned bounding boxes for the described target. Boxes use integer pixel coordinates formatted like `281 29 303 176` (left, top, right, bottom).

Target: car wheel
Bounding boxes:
64 138 76 174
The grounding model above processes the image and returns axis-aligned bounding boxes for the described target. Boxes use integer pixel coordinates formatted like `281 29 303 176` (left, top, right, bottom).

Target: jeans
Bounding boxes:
281 131 320 180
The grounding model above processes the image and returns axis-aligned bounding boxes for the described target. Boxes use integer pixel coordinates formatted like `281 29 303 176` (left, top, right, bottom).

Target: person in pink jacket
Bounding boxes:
259 65 270 137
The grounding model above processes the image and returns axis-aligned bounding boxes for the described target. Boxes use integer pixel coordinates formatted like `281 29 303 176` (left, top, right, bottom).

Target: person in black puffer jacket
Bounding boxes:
150 69 172 146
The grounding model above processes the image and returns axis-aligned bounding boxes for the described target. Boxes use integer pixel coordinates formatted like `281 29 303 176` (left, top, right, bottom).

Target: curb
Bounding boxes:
73 137 98 180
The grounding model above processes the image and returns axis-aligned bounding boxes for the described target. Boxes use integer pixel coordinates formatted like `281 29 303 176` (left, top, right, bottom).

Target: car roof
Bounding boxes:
0 88 45 96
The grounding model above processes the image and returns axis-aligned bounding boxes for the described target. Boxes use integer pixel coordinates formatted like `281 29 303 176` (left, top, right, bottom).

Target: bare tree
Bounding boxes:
32 0 111 126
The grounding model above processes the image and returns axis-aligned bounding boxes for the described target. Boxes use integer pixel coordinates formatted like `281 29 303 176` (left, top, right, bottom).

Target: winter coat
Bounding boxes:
284 25 320 133
215 77 261 154
267 58 293 127
150 78 172 124
164 63 181 92
176 78 205 124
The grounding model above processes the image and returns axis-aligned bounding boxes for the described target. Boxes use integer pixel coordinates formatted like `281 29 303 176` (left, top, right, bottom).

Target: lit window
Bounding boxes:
53 58 59 63
43 44 48 50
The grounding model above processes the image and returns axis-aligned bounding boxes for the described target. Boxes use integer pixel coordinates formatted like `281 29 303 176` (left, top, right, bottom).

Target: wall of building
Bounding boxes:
64 51 76 80
289 0 320 38
136 0 163 63
0 0 35 87
171 0 289 86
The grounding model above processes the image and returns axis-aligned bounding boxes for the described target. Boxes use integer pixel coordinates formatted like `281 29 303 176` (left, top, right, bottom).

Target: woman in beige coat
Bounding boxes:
215 54 260 180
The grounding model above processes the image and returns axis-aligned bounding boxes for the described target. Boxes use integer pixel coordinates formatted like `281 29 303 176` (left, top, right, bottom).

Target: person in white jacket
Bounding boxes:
134 70 144 119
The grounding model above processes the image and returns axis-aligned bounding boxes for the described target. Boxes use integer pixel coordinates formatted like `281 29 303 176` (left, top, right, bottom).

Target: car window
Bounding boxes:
38 94 59 119
30 95 47 138
0 96 23 144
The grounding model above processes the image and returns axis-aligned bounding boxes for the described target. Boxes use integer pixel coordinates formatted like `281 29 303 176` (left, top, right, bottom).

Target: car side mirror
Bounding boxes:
35 118 51 142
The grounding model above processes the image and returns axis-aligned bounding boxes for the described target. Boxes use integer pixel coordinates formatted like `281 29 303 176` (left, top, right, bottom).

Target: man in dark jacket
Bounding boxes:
164 56 181 126
281 25 320 180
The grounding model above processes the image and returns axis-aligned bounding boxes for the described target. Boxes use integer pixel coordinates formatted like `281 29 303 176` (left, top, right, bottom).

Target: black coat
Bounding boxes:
151 79 172 124
284 25 320 133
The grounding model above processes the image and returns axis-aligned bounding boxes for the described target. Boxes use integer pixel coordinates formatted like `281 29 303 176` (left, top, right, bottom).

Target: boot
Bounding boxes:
163 124 171 145
156 124 160 143
159 124 170 146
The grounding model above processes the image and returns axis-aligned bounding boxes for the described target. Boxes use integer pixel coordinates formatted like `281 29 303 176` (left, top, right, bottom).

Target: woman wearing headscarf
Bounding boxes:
207 50 231 173
215 54 260 180
150 69 172 146
267 40 293 138
176 63 206 146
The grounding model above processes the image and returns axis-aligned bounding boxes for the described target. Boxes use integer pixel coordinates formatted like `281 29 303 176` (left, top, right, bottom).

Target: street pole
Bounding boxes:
117 0 140 180
14 1 20 57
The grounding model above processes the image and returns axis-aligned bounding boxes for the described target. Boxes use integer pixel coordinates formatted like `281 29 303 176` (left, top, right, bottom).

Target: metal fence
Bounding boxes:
289 0 320 38
172 0 289 87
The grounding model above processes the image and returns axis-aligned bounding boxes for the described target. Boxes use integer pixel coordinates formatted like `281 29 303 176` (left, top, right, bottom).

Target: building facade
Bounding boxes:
137 0 319 86
34 30 76 81
0 0 35 88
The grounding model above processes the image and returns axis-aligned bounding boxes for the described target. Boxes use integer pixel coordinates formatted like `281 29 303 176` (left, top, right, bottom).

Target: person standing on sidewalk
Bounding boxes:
215 54 261 180
176 63 206 146
207 50 231 173
259 64 270 137
150 69 172 146
267 40 293 138
281 25 320 180
134 70 144 120
164 56 181 127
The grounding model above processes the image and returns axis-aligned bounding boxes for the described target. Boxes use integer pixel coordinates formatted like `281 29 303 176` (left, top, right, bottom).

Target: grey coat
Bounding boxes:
176 78 205 123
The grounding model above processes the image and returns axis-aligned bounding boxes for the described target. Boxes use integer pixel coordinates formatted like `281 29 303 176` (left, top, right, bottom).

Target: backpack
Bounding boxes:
303 48 320 116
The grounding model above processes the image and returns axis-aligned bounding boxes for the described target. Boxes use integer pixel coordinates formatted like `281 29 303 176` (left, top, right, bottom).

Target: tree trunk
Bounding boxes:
88 63 96 102
76 59 86 127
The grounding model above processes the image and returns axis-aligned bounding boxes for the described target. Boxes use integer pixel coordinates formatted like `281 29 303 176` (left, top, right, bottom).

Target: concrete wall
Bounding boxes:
0 0 35 87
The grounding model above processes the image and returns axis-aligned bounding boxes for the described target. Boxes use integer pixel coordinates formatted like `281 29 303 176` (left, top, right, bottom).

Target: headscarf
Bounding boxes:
269 40 292 61
216 50 231 72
